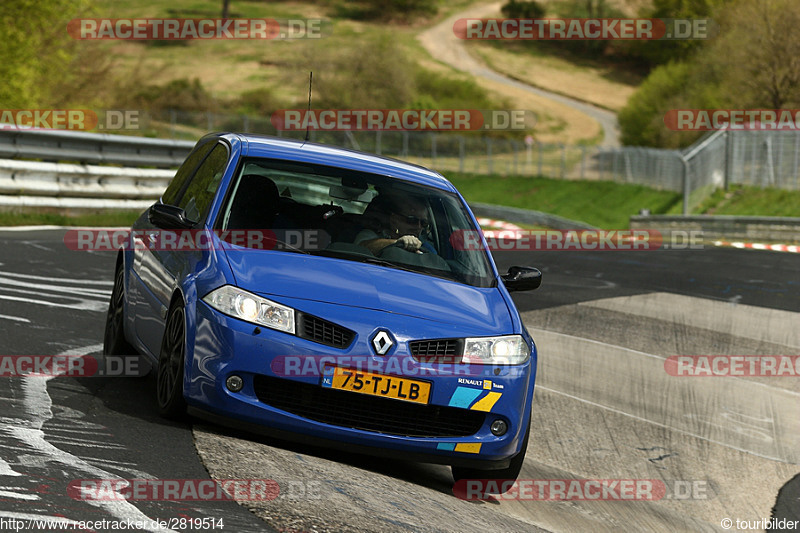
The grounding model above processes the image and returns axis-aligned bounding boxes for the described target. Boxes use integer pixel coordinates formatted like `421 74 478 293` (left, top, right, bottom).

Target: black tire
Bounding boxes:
103 261 137 356
452 419 530 488
156 300 188 419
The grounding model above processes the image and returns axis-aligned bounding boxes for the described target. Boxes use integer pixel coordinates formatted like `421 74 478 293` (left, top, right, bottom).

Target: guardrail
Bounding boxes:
0 129 194 168
0 159 173 210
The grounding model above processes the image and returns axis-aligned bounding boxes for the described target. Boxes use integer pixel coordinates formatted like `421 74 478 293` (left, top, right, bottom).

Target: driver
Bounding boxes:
356 195 435 256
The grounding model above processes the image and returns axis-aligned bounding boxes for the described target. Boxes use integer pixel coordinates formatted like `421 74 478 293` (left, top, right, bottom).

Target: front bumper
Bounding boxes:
185 299 536 466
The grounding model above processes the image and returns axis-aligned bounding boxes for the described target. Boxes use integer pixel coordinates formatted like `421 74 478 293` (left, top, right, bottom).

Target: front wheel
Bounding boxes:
452 420 530 488
156 301 188 419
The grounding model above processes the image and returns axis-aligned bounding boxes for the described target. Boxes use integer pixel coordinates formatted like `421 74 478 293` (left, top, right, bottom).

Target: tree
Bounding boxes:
619 0 800 147
618 61 693 147
0 0 79 107
0 0 111 109
702 0 800 108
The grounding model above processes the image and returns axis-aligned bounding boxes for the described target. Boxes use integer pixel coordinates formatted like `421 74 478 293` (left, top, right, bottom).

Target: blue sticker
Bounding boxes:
448 387 482 408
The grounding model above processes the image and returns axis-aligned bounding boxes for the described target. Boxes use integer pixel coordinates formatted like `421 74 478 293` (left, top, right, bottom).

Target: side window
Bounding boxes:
177 143 230 223
161 141 216 206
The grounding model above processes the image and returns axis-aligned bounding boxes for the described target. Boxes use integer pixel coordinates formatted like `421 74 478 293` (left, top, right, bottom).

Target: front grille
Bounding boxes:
409 339 463 363
253 375 485 438
297 313 354 348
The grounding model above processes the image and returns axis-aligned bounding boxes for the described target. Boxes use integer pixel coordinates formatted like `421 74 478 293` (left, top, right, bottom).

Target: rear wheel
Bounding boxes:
452 420 530 489
156 301 188 419
103 261 136 356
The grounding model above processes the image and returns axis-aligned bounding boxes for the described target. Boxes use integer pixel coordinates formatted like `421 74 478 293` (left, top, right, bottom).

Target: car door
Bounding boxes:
133 141 231 355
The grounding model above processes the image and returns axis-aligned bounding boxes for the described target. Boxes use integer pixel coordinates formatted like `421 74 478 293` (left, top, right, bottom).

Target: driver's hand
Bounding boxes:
395 235 422 251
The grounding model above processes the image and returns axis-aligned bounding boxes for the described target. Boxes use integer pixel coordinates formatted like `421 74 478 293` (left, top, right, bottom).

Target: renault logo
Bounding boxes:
371 330 393 356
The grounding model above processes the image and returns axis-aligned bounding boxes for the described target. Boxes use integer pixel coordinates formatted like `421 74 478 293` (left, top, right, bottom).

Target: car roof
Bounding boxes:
206 132 458 193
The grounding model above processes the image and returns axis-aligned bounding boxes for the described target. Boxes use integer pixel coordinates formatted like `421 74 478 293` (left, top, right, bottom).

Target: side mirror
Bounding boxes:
502 266 542 292
148 203 195 230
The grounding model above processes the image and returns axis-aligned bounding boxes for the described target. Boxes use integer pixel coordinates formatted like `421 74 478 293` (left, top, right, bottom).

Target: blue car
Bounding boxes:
103 132 541 483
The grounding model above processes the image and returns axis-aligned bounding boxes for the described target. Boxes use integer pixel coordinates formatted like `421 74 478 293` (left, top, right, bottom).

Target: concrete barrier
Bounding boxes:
469 202 597 230
630 214 800 244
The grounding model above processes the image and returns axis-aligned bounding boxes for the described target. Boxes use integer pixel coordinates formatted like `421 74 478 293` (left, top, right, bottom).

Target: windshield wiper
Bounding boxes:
358 257 420 273
314 249 462 282
271 239 311 254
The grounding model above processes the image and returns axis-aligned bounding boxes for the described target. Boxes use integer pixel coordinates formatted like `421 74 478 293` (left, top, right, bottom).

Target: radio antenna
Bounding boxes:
304 71 313 142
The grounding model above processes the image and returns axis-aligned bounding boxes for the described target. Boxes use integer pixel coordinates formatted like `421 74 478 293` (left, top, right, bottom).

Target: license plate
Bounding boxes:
321 365 431 404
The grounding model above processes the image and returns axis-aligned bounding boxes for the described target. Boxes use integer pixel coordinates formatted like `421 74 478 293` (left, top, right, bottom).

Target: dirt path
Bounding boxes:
418 2 621 147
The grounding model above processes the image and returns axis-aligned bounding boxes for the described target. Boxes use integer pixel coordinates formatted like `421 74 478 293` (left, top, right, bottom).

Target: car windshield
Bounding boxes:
217 157 494 288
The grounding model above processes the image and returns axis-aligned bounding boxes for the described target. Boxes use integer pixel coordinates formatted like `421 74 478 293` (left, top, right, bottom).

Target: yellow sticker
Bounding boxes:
470 391 502 412
454 442 482 454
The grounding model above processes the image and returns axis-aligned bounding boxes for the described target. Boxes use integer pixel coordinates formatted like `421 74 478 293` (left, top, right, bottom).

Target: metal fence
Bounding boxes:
4 109 800 215
154 109 800 192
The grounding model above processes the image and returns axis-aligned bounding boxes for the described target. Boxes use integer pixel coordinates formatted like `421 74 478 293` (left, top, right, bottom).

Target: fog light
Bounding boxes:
490 419 508 436
226 375 244 392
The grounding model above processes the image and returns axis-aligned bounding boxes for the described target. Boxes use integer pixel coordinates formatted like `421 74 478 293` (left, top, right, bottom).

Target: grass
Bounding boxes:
448 2 645 113
691 185 800 217
471 43 641 112
445 172 681 228
0 210 143 227
95 1 479 106
1 182 799 229
85 0 607 145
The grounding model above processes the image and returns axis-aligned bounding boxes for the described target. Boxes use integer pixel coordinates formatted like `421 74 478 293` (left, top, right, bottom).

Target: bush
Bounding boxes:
618 61 705 148
334 0 437 23
132 78 218 112
500 0 546 19
413 70 498 110
234 88 280 116
309 34 416 109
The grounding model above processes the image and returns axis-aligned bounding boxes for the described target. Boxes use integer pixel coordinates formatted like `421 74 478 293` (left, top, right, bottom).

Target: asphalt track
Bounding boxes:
0 228 798 532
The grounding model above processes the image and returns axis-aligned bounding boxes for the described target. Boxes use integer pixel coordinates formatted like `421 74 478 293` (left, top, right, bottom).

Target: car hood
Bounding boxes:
222 249 512 332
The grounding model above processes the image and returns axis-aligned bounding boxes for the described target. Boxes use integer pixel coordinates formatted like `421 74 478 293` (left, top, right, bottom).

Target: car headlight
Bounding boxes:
462 335 529 364
202 285 295 334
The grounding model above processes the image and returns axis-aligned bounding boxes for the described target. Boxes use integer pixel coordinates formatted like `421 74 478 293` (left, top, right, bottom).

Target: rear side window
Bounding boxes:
177 143 230 223
161 141 216 206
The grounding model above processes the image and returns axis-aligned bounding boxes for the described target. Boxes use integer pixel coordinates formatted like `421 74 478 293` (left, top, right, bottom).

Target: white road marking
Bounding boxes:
20 241 53 252
0 272 110 311
0 489 39 500
0 510 82 525
537 385 789 462
531 327 800 397
581 291 800 348
0 294 106 311
0 343 177 532
0 271 113 286
0 276 110 297
0 456 22 476
0 314 30 323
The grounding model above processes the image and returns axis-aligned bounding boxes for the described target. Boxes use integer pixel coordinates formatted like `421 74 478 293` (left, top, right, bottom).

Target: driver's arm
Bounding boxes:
359 238 399 255
358 235 422 255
